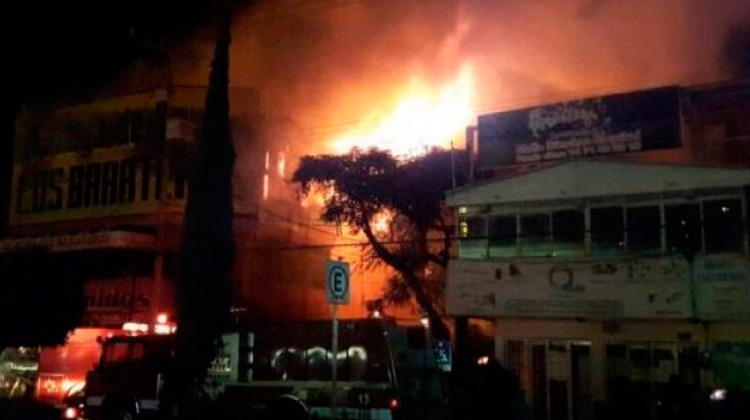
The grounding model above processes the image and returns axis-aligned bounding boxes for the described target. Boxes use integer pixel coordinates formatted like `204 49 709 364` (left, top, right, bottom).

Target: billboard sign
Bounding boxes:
446 257 692 319
9 145 188 225
477 87 681 167
447 254 750 320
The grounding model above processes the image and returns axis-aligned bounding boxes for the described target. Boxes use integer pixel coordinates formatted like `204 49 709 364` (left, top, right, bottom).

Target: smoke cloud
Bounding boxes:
172 0 750 153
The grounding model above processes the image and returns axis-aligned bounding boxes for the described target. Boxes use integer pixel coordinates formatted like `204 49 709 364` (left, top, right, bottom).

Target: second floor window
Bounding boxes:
591 207 624 253
489 215 517 246
520 213 551 246
459 216 486 239
704 199 743 252
627 206 661 252
665 204 702 256
552 209 584 246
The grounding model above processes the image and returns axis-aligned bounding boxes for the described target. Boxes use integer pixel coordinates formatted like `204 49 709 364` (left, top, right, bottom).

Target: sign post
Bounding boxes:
325 260 350 420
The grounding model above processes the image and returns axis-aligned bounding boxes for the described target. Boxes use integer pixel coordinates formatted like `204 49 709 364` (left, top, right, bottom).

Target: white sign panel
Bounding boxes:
325 260 350 305
447 256 692 319
447 255 750 320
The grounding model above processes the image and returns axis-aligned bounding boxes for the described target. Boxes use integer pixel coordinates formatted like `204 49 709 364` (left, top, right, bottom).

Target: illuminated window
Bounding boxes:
704 199 743 253
459 216 486 238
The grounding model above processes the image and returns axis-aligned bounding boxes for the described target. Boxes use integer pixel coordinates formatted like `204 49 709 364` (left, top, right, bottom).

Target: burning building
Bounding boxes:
0 63 381 404
448 80 750 419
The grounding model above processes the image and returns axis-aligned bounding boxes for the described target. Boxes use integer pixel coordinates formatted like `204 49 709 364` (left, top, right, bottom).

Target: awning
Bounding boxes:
0 231 157 253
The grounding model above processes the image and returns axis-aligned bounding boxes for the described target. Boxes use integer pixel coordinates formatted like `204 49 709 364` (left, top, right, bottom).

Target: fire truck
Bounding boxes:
78 317 445 420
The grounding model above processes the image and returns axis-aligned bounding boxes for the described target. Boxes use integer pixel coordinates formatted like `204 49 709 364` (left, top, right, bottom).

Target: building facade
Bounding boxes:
448 80 750 419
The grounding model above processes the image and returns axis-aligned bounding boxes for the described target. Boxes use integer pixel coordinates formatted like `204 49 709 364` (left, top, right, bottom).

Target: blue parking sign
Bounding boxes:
435 340 452 372
325 260 350 305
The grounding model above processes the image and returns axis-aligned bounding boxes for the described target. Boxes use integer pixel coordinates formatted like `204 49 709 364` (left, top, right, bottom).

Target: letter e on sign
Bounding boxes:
325 260 350 305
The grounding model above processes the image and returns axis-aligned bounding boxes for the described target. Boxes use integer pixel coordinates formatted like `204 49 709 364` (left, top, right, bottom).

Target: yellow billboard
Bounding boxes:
10 145 187 225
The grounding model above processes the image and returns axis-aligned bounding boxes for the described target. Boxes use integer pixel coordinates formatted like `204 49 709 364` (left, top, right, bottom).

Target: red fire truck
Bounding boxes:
34 328 124 408
78 318 445 420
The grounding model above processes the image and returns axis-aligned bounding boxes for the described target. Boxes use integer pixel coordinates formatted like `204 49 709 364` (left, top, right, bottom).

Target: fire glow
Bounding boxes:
331 65 475 157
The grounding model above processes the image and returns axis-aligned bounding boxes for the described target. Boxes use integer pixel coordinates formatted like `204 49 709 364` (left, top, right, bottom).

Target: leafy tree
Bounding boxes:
293 148 460 339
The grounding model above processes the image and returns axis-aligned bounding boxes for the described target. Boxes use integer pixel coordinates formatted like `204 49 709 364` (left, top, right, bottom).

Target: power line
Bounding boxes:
242 234 454 251
236 0 375 22
250 79 695 147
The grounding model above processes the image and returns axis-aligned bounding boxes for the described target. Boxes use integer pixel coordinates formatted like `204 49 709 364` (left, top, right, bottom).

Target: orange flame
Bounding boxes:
331 64 475 156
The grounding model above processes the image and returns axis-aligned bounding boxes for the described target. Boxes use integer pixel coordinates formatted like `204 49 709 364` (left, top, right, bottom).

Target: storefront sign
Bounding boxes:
9 146 187 225
477 87 681 167
80 277 171 327
447 256 692 319
695 256 750 319
0 231 156 253
447 255 750 320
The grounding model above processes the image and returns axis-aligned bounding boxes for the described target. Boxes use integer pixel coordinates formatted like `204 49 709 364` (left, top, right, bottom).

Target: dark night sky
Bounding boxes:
0 0 228 231
2 0 750 232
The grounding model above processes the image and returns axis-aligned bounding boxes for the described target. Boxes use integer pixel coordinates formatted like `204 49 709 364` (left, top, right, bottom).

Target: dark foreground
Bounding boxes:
0 399 60 420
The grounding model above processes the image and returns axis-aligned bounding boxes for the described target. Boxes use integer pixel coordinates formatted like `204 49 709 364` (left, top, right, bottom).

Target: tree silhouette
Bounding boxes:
293 148 460 339
168 3 235 417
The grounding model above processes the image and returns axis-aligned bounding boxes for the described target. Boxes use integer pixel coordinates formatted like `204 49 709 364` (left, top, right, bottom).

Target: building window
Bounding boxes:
459 216 486 239
520 213 551 246
627 206 661 252
489 215 517 246
591 207 624 253
505 340 527 395
552 209 584 246
665 204 702 256
703 199 744 253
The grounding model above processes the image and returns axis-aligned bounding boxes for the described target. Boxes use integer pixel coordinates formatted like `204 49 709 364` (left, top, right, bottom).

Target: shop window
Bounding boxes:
591 207 624 253
459 216 486 239
489 215 517 246
505 340 527 394
552 209 584 245
665 204 702 256
627 206 661 252
703 199 743 253
520 213 551 245
531 345 548 420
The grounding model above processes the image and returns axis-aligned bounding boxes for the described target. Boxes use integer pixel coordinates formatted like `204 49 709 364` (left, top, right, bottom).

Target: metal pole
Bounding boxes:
450 139 457 189
688 260 697 319
331 304 339 420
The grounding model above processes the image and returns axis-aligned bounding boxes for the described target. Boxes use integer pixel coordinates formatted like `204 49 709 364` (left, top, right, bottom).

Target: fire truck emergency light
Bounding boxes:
122 322 149 333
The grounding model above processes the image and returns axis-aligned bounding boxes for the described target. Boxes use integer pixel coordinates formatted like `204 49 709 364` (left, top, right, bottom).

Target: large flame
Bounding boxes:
331 64 475 156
